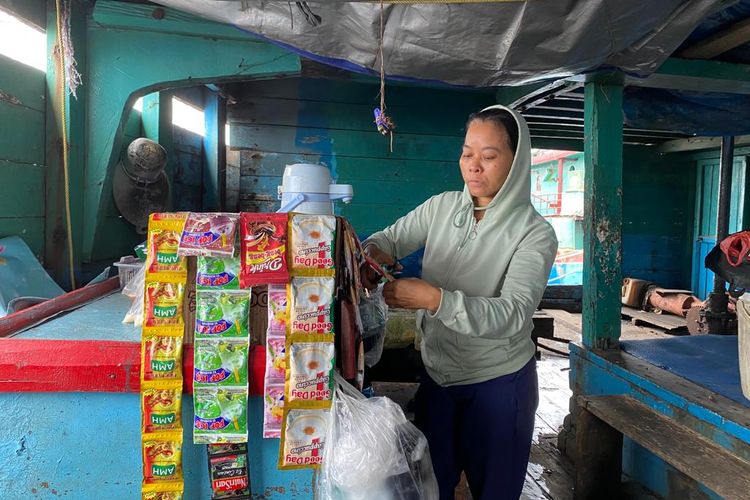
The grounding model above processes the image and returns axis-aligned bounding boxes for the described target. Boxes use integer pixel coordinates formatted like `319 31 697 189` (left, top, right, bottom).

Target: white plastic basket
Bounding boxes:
114 256 144 289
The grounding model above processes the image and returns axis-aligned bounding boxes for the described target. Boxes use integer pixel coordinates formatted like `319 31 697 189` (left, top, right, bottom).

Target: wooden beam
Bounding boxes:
574 403 622 499
579 395 750 500
658 134 750 153
624 58 750 94
679 17 750 60
582 81 623 349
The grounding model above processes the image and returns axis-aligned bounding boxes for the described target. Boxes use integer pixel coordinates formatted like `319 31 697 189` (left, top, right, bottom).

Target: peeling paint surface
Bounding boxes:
0 88 22 106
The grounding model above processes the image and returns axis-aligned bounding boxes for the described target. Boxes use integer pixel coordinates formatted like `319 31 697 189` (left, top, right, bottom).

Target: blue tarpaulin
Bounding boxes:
0 236 64 317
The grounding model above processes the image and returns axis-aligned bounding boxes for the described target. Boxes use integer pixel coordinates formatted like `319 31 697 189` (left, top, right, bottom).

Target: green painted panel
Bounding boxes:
0 217 44 256
96 216 144 261
582 81 623 349
231 124 462 162
232 150 461 184
0 101 44 164
0 54 45 112
93 1 260 41
0 0 45 29
0 162 44 216
239 78 494 108
230 96 487 136
338 203 420 234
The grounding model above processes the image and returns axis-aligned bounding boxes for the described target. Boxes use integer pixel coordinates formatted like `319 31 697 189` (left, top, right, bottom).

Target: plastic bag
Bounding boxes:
359 285 387 368
316 373 438 500
123 265 145 326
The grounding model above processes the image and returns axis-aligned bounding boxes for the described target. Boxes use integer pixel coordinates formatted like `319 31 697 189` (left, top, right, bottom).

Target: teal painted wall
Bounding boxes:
621 147 695 289
0 0 45 29
0 53 46 258
229 78 495 234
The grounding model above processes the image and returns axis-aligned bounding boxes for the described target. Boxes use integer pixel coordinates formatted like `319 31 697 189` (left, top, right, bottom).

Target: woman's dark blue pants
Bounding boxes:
414 357 539 500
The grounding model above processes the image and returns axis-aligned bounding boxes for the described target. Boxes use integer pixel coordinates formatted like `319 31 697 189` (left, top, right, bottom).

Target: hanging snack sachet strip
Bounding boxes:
240 213 290 286
178 212 239 258
289 214 336 276
145 213 188 282
142 212 188 499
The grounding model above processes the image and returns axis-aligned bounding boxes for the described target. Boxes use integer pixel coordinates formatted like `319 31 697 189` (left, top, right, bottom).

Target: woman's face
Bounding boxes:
459 120 515 206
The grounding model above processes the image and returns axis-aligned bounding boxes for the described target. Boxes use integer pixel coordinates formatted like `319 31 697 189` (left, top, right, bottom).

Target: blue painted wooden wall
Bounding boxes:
621 147 696 289
228 78 495 237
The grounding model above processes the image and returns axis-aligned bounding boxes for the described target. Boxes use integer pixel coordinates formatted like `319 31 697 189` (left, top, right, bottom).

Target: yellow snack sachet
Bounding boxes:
284 333 335 407
278 408 331 470
142 480 184 500
142 432 183 484
289 214 336 276
288 277 335 335
145 213 188 282
141 335 183 383
141 381 183 433
143 281 185 333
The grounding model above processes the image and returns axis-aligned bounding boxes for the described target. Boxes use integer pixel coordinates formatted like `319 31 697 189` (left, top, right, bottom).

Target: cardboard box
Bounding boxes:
183 257 197 345
249 285 268 346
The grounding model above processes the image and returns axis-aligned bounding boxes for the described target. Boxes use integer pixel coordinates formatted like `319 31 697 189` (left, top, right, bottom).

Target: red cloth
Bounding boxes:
720 231 750 267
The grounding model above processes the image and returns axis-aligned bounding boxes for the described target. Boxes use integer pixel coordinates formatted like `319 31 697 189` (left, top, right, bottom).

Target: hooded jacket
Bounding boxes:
364 105 558 386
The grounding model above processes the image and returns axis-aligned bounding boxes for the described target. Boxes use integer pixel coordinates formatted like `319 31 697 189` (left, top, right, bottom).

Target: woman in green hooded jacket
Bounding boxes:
364 105 558 500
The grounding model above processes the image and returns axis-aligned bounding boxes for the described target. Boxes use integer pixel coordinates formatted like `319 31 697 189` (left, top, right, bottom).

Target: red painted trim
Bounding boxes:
0 339 140 392
531 150 577 166
0 277 121 338
556 158 564 216
0 339 266 395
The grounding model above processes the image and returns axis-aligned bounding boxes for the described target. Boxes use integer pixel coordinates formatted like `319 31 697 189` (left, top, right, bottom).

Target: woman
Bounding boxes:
363 105 558 500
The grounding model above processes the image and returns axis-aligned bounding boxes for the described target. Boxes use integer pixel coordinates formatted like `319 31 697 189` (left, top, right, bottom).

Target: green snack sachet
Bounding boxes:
196 256 241 290
194 388 249 444
195 291 250 338
193 339 249 387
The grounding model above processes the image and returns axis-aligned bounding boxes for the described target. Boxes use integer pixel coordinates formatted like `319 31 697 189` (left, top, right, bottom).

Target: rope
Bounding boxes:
55 0 76 289
375 0 394 152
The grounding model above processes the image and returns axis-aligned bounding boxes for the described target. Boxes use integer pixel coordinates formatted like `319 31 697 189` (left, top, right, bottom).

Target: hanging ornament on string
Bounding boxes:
373 0 395 152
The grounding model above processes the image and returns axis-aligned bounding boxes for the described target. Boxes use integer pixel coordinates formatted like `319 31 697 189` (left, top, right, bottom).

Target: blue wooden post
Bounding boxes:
202 89 222 211
583 79 623 349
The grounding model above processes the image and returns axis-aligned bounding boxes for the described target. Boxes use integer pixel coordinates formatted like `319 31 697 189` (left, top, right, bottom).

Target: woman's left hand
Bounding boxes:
383 278 441 313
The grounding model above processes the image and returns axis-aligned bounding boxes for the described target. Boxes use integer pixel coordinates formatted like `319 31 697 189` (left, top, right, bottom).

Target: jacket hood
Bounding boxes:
454 104 533 228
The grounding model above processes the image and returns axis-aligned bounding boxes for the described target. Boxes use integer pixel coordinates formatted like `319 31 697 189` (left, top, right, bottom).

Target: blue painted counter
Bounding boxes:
571 336 750 499
3 292 313 499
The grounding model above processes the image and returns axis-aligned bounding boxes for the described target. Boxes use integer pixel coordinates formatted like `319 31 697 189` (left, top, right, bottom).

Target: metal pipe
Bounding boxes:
713 136 735 294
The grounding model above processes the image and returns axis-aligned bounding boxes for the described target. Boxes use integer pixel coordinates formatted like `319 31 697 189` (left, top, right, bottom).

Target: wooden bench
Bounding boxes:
575 395 750 500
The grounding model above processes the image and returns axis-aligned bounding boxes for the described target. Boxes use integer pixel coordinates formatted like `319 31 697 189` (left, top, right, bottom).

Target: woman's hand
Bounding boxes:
383 278 441 313
360 245 401 290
